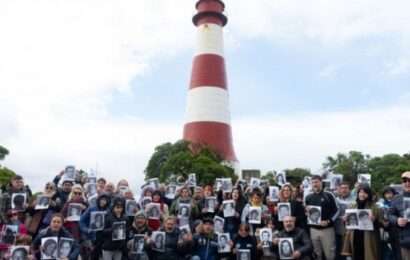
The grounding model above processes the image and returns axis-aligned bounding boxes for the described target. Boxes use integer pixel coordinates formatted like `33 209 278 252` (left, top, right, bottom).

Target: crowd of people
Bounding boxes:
0 166 410 260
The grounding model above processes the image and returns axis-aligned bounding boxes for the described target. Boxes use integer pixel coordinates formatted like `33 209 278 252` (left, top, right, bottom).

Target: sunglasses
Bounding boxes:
46 186 54 190
402 178 410 183
74 192 82 195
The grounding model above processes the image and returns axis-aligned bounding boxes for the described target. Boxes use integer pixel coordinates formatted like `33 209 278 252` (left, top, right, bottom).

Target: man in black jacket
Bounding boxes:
275 216 312 259
304 175 339 260
389 171 410 259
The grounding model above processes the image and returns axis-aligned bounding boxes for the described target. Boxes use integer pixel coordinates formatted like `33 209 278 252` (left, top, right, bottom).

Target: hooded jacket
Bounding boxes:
79 193 111 240
102 197 128 251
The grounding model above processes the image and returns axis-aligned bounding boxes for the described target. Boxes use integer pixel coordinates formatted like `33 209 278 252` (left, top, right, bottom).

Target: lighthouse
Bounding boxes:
183 0 237 164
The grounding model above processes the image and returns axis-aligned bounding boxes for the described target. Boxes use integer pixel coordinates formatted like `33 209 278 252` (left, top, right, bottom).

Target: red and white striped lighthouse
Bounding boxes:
183 0 237 163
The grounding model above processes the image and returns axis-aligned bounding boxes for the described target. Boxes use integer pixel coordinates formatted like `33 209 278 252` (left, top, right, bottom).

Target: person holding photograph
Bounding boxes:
61 184 87 241
32 213 79 260
0 209 28 258
241 189 270 235
0 175 32 225
148 216 189 260
304 175 338 260
127 211 152 260
148 191 168 231
187 218 219 260
79 193 111 260
169 187 199 224
341 184 381 260
274 216 312 260
273 184 307 231
232 224 257 260
102 197 128 260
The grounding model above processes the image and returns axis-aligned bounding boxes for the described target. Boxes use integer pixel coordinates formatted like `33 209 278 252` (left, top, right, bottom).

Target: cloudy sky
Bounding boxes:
1 0 410 191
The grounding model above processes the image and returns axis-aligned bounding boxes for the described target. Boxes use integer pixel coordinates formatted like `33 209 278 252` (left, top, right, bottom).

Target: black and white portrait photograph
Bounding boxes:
330 174 343 190
133 234 145 254
358 209 374 231
1 224 18 244
259 228 272 246
88 194 97 208
41 237 58 259
215 178 223 191
179 225 191 240
358 174 371 186
236 249 251 260
250 177 260 189
178 203 191 218
86 183 97 196
278 238 294 259
35 195 50 210
217 233 231 253
112 221 126 240
90 211 105 231
148 178 160 190
269 186 280 202
302 176 311 190
405 208 410 221
187 173 196 187
140 196 152 209
11 193 26 211
165 185 177 199
345 209 359 230
58 237 73 258
64 165 76 180
214 216 225 234
146 203 161 219
322 180 331 191
275 172 287 186
223 200 235 217
126 199 139 217
277 203 291 221
204 196 217 213
403 198 410 220
67 203 82 221
10 246 29 260
307 206 321 225
222 178 233 193
248 206 262 224
151 231 166 252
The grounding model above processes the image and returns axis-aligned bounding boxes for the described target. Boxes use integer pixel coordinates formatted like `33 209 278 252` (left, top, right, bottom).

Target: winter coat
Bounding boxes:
232 234 258 260
341 202 381 260
127 224 152 260
79 193 110 241
389 192 410 249
149 228 187 260
32 226 80 260
190 232 219 260
101 211 128 251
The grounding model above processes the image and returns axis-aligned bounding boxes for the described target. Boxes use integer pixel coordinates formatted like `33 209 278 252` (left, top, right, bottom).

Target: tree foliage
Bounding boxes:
0 167 15 187
323 151 410 192
0 145 9 161
145 140 236 185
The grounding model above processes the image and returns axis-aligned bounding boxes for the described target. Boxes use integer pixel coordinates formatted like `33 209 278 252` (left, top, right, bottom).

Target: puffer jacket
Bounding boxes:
389 192 410 248
190 232 219 260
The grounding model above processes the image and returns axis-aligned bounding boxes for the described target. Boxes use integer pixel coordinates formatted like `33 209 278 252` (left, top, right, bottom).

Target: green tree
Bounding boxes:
284 168 311 186
261 171 276 185
323 151 370 185
145 140 235 185
0 167 15 187
0 145 9 161
368 153 410 192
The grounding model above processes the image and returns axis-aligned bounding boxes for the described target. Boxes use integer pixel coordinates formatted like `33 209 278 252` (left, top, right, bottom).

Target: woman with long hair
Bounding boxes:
342 184 381 260
148 190 169 231
274 184 307 231
61 184 88 240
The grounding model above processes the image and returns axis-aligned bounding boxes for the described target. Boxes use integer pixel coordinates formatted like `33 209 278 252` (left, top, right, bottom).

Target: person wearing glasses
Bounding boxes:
61 184 88 241
389 171 410 259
